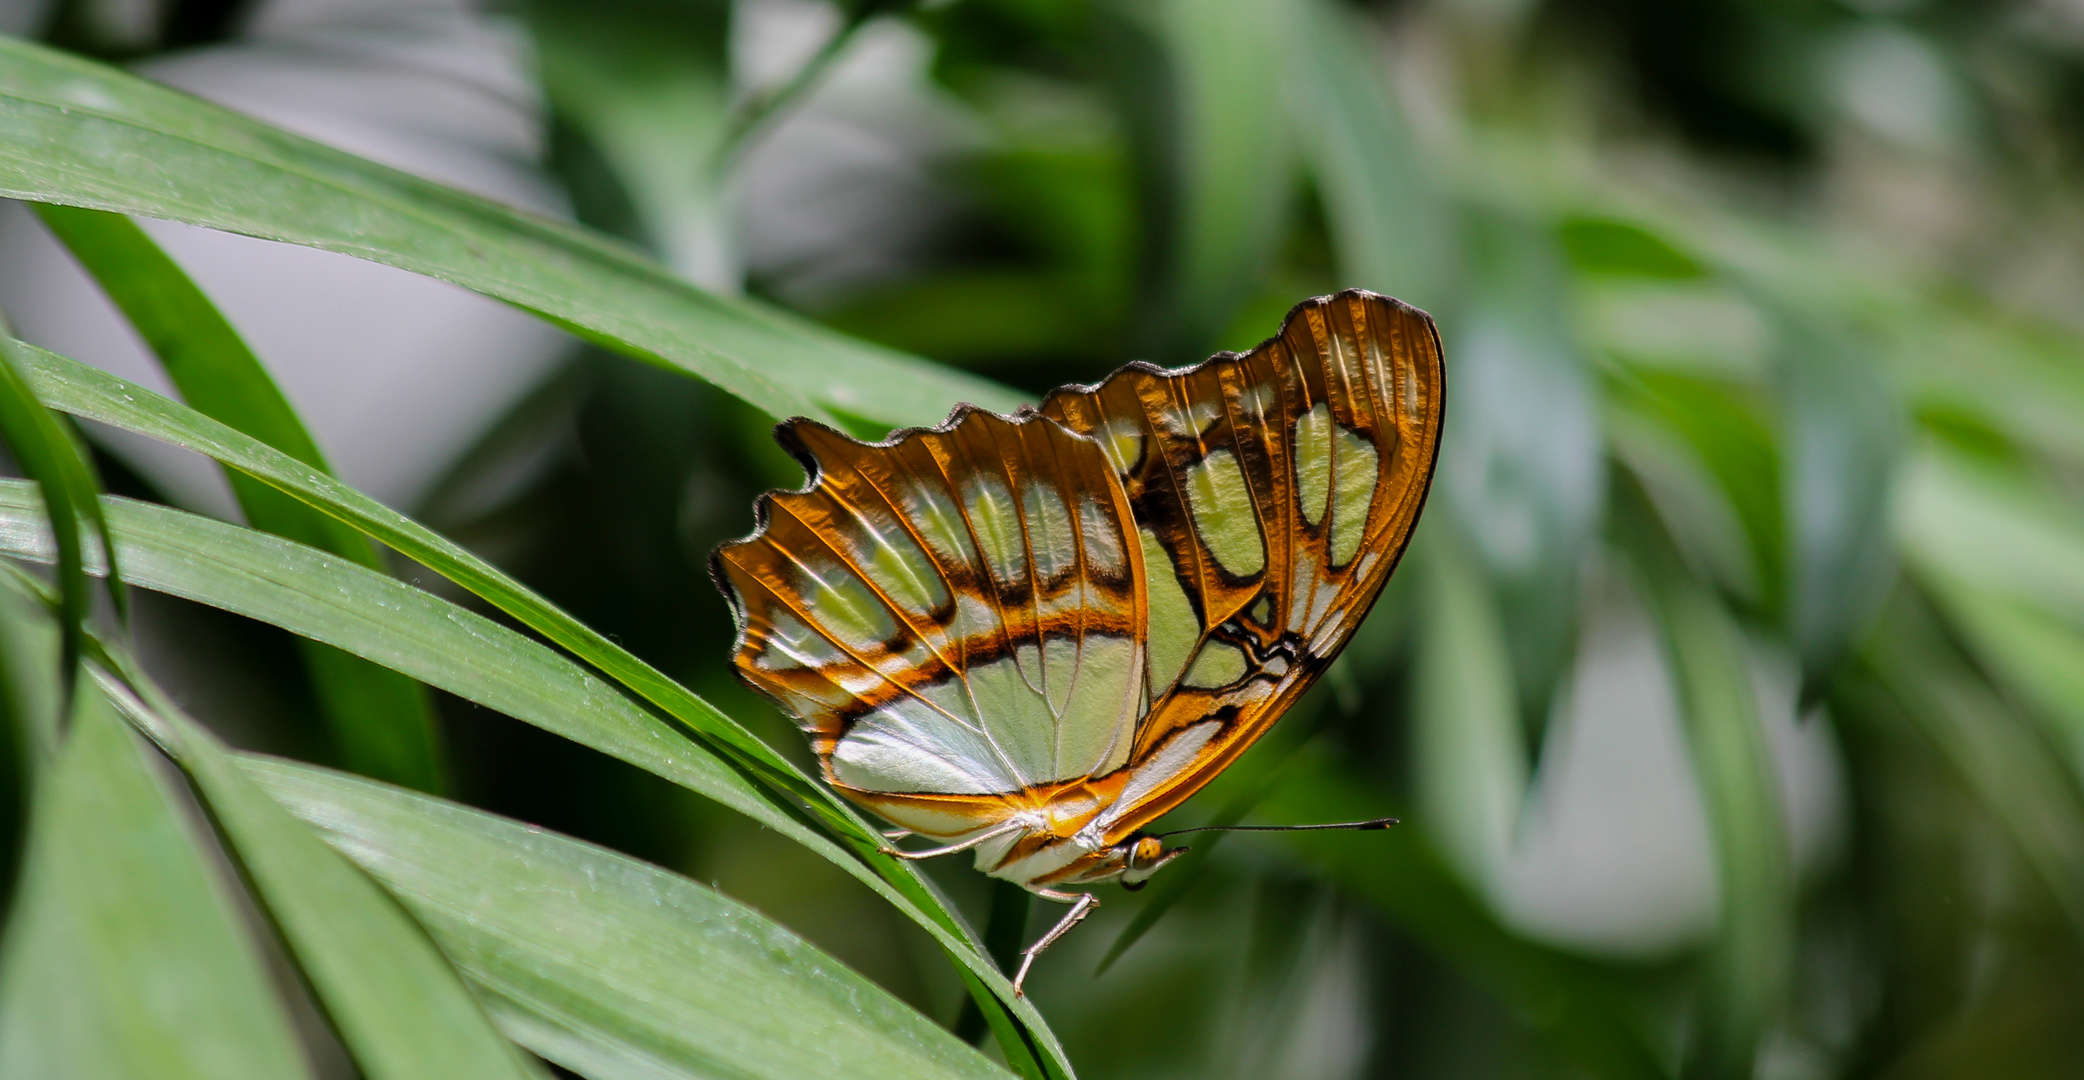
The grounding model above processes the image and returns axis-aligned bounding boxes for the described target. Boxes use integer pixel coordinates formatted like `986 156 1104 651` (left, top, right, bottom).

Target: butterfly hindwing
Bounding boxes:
1039 290 1444 836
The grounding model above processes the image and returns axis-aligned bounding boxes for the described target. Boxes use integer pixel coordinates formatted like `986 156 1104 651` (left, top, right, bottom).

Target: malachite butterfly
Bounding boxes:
711 289 1444 990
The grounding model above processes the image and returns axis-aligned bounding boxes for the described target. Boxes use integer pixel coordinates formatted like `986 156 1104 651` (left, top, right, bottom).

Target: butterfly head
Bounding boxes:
1116 835 1188 891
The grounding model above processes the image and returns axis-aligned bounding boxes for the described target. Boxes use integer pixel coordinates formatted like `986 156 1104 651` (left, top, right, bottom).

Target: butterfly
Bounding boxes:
711 289 1444 991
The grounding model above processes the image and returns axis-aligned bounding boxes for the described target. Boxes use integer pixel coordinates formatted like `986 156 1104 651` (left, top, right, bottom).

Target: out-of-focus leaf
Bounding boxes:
30 202 442 791
0 676 313 1080
529 0 738 288
1152 0 1295 357
1443 213 1603 710
0 336 114 681
1559 215 1707 280
1609 365 1784 613
1412 535 1529 897
1897 446 2084 628
1255 752 1670 1080
93 669 539 1080
245 756 1017 1080
0 35 1022 427
0 340 1067 1077
1620 478 1791 1078
1777 315 1898 686
0 480 1066 1077
1290 0 1451 309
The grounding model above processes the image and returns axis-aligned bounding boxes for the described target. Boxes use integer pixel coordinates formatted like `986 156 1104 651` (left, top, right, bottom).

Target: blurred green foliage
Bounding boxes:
4 0 2084 1077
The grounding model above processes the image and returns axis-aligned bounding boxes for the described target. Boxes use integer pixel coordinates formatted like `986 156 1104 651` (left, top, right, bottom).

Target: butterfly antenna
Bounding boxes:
1152 817 1398 839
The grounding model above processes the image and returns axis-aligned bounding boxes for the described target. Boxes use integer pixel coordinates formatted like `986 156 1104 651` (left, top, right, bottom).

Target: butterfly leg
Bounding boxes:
881 819 1024 860
1012 891 1098 996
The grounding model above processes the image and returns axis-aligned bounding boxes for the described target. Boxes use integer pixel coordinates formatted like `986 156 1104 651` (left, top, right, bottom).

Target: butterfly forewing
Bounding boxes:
714 289 1442 852
1039 291 1443 836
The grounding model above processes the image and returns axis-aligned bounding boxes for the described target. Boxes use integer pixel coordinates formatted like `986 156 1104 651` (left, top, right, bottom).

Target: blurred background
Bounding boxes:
6 0 2084 1076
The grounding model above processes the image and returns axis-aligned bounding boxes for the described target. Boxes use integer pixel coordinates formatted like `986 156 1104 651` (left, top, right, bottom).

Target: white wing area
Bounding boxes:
831 636 1144 794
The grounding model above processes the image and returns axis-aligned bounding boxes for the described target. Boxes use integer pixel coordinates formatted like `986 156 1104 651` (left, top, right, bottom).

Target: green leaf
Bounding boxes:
0 675 313 1080
30 202 442 791
1289 0 1453 309
92 667 540 1080
0 34 1022 428
243 755 1017 1080
0 336 114 681
1557 216 1707 280
0 341 1066 1073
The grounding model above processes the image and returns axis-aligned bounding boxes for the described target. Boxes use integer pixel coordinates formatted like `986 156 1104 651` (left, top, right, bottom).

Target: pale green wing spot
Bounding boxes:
861 522 948 616
800 557 897 649
1022 480 1078 583
1294 403 1334 528
1249 595 1273 625
1181 639 1249 689
901 481 978 568
1182 449 1267 577
962 473 1024 586
1078 496 1127 577
1138 527 1198 693
1096 418 1145 477
1329 424 1380 567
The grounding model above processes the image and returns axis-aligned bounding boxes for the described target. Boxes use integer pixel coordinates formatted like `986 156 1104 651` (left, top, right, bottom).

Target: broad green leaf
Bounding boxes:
1155 0 1295 357
0 336 114 679
0 34 1021 428
1412 537 1528 898
1897 446 2084 629
31 202 442 790
244 756 1016 1080
92 668 539 1080
0 676 313 1080
1290 0 1453 309
0 340 1066 1075
1254 752 1670 1080
1621 479 1791 1077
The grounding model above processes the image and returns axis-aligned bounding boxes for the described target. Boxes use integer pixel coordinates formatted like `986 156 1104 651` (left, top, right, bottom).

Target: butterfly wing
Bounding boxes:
711 406 1149 838
1039 289 1444 841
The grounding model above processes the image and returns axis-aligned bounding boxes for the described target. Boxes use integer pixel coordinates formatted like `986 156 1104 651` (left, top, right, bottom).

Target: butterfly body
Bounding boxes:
712 290 1443 977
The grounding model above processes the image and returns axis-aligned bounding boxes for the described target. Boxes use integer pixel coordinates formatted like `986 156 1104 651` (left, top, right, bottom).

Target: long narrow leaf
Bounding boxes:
0 337 112 682
0 344 1067 1073
244 755 1015 1080
0 35 1020 429
0 674 313 1080
31 202 442 790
